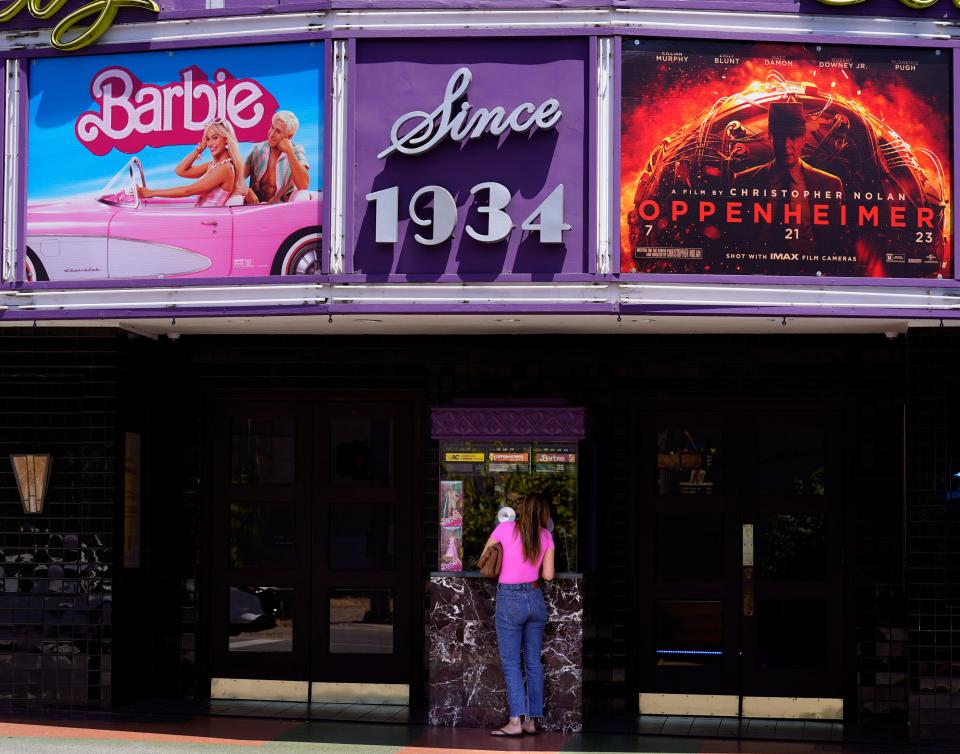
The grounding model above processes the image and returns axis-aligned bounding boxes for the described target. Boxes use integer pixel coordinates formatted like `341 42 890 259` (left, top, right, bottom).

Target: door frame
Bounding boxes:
629 399 857 721
197 389 425 699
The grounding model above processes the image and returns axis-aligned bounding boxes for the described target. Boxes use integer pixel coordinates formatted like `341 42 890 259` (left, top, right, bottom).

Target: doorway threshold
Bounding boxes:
638 714 843 742
211 699 410 723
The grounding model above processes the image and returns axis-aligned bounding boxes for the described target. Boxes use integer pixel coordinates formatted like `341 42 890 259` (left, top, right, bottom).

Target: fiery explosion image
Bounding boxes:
620 40 952 278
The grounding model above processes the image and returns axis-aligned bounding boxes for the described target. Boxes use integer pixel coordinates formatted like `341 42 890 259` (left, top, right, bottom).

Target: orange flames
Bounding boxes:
620 55 952 272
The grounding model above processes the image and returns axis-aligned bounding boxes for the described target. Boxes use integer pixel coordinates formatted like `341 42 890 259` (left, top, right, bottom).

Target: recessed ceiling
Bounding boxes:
0 314 941 338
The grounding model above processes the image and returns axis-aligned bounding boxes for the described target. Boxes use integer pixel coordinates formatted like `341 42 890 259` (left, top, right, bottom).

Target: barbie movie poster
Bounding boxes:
26 42 323 283
621 40 952 278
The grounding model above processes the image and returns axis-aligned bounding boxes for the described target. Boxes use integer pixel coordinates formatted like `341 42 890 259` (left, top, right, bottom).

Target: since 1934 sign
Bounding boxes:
350 39 590 277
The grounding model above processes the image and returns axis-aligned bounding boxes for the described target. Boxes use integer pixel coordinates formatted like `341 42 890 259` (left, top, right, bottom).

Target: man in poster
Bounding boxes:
734 101 844 196
733 101 845 255
243 109 311 204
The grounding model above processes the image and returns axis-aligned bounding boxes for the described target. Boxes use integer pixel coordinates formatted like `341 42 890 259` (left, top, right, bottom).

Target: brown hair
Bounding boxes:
516 493 551 564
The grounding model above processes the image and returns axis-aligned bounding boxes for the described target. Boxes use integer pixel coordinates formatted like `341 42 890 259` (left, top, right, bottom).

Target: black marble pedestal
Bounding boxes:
427 574 582 732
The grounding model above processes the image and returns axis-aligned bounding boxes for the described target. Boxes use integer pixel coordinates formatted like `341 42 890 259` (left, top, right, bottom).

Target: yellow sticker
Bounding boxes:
444 452 485 462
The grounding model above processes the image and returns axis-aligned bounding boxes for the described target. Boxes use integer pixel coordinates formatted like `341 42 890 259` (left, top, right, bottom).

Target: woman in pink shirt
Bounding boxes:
482 493 555 737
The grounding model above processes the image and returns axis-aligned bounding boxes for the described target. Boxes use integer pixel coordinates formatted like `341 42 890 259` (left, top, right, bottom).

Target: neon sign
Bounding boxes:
0 0 160 52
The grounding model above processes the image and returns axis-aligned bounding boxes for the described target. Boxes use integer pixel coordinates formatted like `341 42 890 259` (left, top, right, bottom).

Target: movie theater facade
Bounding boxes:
2 0 960 743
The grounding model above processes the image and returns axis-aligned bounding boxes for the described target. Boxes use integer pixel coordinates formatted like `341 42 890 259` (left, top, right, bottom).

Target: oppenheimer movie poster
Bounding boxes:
621 40 953 278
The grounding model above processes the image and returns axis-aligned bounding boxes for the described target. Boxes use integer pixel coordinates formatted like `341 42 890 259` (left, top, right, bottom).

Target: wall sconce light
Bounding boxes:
10 455 52 514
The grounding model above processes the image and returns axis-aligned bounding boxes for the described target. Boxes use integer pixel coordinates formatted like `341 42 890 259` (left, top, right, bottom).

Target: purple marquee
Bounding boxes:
349 38 590 278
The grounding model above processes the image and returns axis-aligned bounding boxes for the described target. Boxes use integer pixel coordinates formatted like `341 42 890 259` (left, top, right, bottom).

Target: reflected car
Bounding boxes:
229 586 277 635
26 157 322 281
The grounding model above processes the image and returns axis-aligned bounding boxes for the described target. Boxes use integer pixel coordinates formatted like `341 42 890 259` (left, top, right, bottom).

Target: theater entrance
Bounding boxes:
205 397 416 702
637 407 846 720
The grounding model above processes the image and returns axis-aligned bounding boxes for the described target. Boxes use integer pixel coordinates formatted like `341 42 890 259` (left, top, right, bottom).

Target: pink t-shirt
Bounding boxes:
490 521 555 584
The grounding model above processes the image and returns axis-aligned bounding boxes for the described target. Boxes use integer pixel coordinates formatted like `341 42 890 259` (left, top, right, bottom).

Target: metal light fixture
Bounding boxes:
10 455 52 514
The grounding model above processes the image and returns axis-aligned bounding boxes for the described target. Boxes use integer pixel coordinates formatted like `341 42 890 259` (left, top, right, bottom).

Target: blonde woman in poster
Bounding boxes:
481 493 555 737
138 119 246 207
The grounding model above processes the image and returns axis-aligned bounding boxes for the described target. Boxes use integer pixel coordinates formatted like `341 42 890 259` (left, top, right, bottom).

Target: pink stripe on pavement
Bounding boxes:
0 719 300 746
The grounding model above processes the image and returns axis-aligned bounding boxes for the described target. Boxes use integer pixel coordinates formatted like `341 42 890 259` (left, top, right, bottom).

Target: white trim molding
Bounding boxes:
595 36 613 276
2 59 21 283
3 280 960 315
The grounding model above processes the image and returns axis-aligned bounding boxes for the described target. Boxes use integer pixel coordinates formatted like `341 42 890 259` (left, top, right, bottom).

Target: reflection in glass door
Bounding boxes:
641 411 844 720
209 400 414 696
741 418 842 713
315 403 412 683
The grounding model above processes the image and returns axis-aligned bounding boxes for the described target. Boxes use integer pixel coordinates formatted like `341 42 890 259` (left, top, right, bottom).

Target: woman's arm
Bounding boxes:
140 164 232 200
540 548 555 582
175 139 209 179
479 534 498 559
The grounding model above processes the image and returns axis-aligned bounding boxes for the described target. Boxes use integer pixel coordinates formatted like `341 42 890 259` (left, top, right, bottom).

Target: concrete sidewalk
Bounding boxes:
0 717 942 754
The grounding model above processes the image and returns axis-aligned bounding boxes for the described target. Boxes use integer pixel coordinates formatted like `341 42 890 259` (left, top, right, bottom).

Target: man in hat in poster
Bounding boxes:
733 100 844 259
735 101 844 195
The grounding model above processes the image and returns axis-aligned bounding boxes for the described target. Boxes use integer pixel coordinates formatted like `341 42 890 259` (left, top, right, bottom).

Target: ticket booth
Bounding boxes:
427 406 588 732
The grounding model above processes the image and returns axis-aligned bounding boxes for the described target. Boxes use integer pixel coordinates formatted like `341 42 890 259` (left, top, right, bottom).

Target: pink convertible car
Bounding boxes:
26 157 322 281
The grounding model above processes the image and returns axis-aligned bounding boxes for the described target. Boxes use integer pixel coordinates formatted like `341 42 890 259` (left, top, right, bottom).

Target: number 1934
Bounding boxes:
366 182 570 246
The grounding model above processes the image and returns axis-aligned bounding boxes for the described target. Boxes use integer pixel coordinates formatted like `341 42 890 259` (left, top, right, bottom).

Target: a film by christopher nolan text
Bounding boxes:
621 39 953 278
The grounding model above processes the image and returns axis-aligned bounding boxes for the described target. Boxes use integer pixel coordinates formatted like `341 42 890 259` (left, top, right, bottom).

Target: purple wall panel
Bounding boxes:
351 37 590 278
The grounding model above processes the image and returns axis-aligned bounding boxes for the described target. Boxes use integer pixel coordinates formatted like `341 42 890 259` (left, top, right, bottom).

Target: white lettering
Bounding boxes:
378 67 562 159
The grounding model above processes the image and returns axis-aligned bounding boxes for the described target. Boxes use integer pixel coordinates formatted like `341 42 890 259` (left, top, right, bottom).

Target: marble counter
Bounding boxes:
427 574 582 732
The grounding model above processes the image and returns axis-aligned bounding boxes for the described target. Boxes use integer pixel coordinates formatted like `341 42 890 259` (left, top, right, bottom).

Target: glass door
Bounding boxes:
641 408 845 719
208 399 414 692
211 401 309 681
648 418 740 701
311 401 413 683
739 412 843 714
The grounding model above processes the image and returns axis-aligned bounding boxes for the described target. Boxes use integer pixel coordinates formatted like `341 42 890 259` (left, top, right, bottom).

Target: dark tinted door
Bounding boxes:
209 399 414 686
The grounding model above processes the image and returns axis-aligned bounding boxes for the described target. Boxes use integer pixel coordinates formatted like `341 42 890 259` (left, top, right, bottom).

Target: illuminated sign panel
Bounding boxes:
621 39 953 278
25 42 324 282
351 38 589 276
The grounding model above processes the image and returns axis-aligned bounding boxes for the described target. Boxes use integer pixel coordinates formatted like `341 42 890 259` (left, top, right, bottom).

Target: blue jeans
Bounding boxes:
495 582 548 718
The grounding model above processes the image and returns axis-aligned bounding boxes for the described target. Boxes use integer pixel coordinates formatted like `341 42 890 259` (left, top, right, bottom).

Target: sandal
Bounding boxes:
490 726 523 737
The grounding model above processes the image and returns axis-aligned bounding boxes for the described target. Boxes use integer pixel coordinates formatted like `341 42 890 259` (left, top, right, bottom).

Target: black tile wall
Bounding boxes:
905 329 960 742
0 329 120 713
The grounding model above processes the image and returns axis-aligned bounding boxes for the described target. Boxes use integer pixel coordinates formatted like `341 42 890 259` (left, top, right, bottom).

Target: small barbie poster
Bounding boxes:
26 41 323 283
439 527 463 572
440 480 464 528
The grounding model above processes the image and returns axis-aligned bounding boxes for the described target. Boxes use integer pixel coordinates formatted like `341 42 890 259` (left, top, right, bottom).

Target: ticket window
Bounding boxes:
438 440 580 574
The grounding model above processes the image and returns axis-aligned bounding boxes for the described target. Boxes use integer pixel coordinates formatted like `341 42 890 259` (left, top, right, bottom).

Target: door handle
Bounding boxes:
201 220 219 227
742 523 754 617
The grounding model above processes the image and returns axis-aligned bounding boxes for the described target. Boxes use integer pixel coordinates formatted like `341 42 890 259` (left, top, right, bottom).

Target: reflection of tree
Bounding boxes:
760 513 826 579
461 470 577 572
229 503 294 568
230 503 262 568
792 466 824 496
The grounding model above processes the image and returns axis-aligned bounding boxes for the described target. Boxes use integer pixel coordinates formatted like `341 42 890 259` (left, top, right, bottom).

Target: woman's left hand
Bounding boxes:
137 186 154 199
